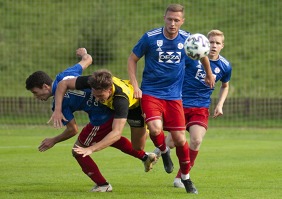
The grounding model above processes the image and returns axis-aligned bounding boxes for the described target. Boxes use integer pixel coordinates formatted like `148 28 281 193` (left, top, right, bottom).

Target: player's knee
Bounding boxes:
191 138 202 149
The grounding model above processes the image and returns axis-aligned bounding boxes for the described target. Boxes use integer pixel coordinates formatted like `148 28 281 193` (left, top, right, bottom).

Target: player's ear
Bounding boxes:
42 83 49 89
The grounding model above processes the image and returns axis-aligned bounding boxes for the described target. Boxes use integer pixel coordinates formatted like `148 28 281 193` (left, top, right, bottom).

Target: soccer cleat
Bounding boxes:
181 178 198 194
143 153 157 172
173 177 185 188
90 184 113 192
161 147 174 173
152 147 161 165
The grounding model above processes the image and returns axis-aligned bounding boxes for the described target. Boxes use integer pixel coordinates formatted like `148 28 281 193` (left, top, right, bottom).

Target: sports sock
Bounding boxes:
111 136 146 160
149 131 166 151
176 141 191 175
189 148 199 168
74 154 107 186
176 169 181 178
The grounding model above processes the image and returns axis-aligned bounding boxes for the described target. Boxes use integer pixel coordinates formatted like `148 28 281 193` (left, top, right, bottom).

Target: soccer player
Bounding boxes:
162 29 232 189
127 4 215 194
25 48 156 192
50 69 150 155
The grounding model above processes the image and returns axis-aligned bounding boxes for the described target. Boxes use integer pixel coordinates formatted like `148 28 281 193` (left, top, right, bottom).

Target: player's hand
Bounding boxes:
205 74 216 88
73 144 93 157
76 48 87 57
133 87 142 99
38 138 55 152
213 106 223 118
47 110 68 128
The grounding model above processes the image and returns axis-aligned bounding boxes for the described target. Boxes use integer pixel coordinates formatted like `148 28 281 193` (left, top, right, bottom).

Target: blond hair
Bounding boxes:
207 29 225 43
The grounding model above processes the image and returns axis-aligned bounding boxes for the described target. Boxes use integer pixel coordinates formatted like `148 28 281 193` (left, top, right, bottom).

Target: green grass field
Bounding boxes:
0 125 281 199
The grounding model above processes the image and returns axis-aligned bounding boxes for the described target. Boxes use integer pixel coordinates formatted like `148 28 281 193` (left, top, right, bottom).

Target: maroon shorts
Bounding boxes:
78 117 114 147
141 94 185 131
184 107 209 130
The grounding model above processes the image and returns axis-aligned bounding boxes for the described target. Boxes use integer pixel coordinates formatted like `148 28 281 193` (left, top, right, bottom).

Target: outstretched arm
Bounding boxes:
128 52 142 99
213 82 229 118
200 56 215 88
39 119 78 152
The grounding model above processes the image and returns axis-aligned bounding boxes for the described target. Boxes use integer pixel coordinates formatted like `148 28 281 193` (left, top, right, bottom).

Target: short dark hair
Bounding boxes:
88 69 113 90
25 71 52 90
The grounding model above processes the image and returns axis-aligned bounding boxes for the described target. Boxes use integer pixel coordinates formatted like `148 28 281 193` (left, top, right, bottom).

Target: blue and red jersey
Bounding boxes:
132 27 190 100
182 55 232 108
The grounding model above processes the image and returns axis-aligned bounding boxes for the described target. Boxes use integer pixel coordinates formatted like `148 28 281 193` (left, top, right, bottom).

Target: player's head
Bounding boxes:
25 71 53 101
88 69 113 103
163 4 185 38
207 29 225 60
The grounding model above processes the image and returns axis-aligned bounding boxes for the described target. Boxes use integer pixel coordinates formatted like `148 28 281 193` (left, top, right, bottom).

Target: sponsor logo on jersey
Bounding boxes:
158 52 181 63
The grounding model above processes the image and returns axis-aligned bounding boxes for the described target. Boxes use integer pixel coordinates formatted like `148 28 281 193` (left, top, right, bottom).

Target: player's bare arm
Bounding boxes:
48 78 77 128
200 56 215 88
127 52 142 99
73 118 127 157
39 119 78 151
213 82 229 118
76 48 93 69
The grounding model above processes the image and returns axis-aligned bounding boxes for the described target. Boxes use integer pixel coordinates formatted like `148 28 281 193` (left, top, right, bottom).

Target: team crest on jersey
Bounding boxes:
214 67 220 74
178 43 184 49
158 52 181 63
156 40 163 51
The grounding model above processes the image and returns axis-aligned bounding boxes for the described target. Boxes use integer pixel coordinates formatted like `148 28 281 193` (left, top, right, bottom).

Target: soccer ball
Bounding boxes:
184 33 210 60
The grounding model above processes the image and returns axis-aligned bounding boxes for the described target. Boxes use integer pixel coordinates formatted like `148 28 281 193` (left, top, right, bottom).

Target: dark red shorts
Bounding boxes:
78 117 114 147
184 107 209 130
141 94 185 131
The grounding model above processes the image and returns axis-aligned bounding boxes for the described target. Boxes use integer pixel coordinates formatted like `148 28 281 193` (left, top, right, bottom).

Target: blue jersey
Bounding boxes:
132 27 190 100
51 64 114 126
182 55 232 108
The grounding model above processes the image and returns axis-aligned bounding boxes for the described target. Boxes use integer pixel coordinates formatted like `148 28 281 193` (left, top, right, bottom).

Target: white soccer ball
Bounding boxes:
184 33 210 60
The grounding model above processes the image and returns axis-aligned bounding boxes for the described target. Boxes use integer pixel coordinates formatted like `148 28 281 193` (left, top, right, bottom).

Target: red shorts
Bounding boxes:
184 107 209 130
78 117 114 147
141 94 185 131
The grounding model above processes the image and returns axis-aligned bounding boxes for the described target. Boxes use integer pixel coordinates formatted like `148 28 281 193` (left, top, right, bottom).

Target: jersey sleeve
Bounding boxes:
75 76 91 90
112 96 129 118
220 65 232 83
132 33 149 58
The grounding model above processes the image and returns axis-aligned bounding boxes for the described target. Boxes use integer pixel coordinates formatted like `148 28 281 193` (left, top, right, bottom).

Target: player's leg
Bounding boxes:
141 94 173 173
73 123 112 192
187 107 209 167
130 127 147 150
111 136 156 172
127 106 148 151
163 100 198 194
189 125 206 166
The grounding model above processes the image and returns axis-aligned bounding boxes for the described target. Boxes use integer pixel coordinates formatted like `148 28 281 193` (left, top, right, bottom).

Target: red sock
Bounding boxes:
149 131 166 151
176 169 181 178
189 148 199 168
75 155 107 186
176 141 191 175
111 136 146 160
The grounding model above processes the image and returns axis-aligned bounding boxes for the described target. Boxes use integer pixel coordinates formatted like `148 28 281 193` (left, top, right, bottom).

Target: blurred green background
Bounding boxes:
0 0 281 127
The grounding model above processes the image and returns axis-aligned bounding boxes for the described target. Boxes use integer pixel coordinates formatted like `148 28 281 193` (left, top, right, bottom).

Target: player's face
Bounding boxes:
92 88 112 103
30 84 52 101
208 35 224 60
163 11 184 39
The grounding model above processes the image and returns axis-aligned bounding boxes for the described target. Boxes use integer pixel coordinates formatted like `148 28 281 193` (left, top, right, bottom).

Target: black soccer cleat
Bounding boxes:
181 178 198 194
161 147 174 173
